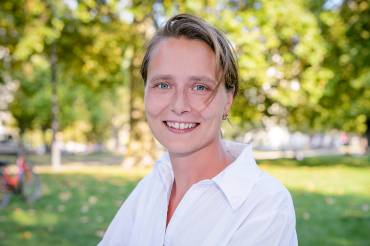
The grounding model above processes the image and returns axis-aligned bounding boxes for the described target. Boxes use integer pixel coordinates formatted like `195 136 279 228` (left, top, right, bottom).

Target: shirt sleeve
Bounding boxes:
228 191 298 246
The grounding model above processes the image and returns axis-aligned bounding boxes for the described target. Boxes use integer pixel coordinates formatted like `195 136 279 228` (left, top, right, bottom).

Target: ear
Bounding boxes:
224 89 234 115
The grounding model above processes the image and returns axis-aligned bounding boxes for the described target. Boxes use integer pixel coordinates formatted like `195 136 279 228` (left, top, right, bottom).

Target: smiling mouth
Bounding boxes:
163 121 200 132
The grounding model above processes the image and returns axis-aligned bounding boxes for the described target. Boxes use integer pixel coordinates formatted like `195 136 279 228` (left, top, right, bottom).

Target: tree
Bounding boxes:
1 0 134 165
299 0 370 147
3 0 369 169
121 0 159 168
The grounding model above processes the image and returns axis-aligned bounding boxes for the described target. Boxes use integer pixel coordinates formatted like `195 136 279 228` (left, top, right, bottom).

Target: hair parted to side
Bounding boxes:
140 14 239 98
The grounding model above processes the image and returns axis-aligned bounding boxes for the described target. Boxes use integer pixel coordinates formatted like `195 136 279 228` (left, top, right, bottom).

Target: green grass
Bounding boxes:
258 156 370 246
0 154 369 246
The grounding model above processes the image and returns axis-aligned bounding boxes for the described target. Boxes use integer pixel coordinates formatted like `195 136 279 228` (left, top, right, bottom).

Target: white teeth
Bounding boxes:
166 121 197 130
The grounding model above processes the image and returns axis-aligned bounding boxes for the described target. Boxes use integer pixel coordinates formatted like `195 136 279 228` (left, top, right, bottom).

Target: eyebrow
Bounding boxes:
189 76 216 84
148 74 174 84
148 74 216 84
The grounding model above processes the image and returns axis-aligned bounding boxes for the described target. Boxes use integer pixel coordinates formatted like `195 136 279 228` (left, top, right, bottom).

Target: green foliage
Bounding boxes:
1 0 132 142
159 0 339 132
8 57 51 135
156 1 365 134
1 0 369 144
315 0 370 133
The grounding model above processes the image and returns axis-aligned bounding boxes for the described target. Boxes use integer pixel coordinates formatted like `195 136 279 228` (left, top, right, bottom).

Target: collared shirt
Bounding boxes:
99 141 298 246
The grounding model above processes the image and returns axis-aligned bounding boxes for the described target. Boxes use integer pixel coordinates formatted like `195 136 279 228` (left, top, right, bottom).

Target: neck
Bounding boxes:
169 138 232 193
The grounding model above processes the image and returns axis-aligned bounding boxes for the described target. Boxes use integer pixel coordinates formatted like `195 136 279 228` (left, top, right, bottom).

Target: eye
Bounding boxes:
155 82 170 89
193 84 208 91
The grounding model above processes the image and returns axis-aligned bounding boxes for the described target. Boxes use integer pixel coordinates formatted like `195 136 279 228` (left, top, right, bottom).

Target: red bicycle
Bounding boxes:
0 155 41 208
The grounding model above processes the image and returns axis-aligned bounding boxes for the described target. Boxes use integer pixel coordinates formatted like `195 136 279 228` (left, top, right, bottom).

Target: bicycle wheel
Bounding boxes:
0 178 11 209
21 170 42 204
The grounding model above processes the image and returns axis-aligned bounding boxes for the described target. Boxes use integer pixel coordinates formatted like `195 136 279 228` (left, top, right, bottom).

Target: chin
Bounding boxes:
160 140 195 155
163 137 217 157
167 147 197 156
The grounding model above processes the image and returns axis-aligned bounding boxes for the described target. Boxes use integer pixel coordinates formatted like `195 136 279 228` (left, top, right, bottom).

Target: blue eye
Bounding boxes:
156 82 170 89
193 84 207 91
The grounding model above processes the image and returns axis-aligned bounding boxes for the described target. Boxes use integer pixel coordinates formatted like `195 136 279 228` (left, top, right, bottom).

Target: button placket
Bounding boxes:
164 182 209 245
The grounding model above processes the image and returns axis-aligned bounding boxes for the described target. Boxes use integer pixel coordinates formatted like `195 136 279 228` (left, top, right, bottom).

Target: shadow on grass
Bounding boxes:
258 154 370 168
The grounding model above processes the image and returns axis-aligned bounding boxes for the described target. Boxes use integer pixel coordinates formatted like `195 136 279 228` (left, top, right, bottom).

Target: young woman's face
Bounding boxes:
144 37 233 156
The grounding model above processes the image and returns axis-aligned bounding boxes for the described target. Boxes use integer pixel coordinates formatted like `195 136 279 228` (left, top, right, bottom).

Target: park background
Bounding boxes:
0 0 369 245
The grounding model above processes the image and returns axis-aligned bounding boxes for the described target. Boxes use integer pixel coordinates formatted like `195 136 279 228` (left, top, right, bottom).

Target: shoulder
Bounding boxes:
256 171 292 200
229 170 298 245
218 141 294 212
247 168 295 217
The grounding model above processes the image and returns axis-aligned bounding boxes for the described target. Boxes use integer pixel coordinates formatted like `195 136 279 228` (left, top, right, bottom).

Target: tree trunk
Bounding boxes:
18 131 25 156
365 118 370 152
122 45 157 169
50 42 61 169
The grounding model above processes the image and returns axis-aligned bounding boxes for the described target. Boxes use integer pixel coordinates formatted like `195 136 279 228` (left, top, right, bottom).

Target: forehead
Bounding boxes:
147 37 217 81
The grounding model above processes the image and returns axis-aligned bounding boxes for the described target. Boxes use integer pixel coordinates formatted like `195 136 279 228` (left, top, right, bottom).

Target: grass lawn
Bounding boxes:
0 154 369 245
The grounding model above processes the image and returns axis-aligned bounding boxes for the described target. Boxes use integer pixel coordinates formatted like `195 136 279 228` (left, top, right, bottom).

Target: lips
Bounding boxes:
163 121 200 133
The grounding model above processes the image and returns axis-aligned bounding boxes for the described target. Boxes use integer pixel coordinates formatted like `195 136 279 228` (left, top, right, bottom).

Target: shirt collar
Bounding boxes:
212 141 262 210
154 141 262 210
154 152 174 191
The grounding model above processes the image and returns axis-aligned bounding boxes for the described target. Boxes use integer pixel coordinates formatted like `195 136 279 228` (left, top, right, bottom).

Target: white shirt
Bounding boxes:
99 141 298 246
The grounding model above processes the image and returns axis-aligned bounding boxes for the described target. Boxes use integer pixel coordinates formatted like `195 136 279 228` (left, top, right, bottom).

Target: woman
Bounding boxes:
99 14 297 246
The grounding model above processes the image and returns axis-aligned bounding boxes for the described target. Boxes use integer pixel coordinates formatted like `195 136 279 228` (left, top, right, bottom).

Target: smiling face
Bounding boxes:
144 37 233 156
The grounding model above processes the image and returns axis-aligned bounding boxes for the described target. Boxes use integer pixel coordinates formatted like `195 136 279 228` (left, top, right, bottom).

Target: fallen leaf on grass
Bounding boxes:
96 229 105 238
325 197 335 205
58 191 72 202
302 212 310 220
21 231 32 240
88 196 98 205
80 205 89 213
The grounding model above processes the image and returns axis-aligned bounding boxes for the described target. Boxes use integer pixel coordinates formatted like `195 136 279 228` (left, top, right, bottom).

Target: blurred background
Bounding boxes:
0 0 369 245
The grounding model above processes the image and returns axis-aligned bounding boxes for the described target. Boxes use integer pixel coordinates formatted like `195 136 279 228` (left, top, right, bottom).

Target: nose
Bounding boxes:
170 90 191 115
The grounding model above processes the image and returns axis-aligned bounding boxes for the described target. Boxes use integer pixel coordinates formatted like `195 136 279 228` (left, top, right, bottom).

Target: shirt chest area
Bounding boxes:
131 180 239 246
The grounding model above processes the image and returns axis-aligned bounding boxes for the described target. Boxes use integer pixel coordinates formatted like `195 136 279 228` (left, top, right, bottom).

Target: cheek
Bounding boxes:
144 92 169 118
199 96 227 121
200 107 222 121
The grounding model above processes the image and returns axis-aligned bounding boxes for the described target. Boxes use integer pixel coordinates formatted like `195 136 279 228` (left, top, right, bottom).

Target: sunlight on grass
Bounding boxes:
35 165 150 179
259 164 370 196
11 208 58 226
